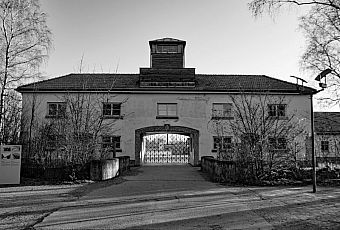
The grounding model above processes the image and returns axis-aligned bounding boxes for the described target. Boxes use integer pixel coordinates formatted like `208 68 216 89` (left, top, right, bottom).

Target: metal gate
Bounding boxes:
143 133 190 164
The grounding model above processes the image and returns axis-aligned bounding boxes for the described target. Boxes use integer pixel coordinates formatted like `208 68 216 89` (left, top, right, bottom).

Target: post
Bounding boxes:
310 95 317 193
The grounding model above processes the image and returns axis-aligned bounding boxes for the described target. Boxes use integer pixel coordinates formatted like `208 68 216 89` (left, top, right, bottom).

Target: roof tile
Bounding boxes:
314 112 340 134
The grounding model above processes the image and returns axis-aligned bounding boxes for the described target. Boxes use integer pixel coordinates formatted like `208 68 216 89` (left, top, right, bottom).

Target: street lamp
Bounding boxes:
291 69 331 193
311 68 332 193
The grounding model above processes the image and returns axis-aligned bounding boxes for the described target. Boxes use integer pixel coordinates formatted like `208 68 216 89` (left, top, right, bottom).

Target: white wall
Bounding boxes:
21 92 312 161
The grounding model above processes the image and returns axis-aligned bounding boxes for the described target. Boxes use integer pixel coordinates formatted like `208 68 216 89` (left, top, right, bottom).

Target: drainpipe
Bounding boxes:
310 94 317 193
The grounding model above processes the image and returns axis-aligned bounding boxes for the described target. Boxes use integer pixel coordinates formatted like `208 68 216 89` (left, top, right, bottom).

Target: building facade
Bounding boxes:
314 112 340 168
17 38 315 166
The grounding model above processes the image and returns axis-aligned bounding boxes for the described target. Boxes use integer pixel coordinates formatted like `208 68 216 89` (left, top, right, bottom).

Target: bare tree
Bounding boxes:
248 0 340 105
2 90 21 143
299 5 340 105
249 0 340 17
0 0 51 142
209 92 307 180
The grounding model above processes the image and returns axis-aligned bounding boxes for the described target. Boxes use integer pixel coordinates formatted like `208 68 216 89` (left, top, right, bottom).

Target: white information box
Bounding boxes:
0 145 21 184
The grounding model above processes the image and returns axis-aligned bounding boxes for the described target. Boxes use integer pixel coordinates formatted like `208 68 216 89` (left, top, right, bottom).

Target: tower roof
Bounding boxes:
149 38 186 46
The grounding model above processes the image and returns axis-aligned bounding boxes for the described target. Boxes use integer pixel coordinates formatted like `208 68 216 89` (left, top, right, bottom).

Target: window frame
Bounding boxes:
212 103 233 119
268 104 287 119
102 135 121 152
156 45 179 53
102 102 121 118
268 137 287 150
321 140 329 152
213 136 233 150
156 103 178 119
46 102 66 118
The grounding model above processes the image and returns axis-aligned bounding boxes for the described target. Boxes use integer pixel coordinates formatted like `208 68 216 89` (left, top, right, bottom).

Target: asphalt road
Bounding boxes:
34 166 340 230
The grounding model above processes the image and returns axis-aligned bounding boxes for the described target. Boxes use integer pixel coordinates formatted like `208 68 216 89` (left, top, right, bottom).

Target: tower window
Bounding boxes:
156 45 179 53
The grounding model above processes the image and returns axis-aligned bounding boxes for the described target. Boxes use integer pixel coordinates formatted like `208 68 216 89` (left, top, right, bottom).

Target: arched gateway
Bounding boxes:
135 126 199 166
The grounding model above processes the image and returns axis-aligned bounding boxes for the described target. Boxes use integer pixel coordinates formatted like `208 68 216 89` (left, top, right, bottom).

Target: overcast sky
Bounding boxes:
40 0 308 78
39 0 337 111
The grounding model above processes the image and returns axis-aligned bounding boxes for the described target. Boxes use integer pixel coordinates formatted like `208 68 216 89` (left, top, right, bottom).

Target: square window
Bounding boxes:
47 102 66 118
157 103 177 117
103 103 121 117
268 104 287 118
269 137 287 150
102 136 121 150
213 136 232 150
212 103 232 118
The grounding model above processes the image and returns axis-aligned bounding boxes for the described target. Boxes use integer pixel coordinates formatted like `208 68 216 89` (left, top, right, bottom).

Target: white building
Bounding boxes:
17 38 316 166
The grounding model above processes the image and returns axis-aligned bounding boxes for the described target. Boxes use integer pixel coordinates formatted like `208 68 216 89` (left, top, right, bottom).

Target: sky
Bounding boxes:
39 0 337 111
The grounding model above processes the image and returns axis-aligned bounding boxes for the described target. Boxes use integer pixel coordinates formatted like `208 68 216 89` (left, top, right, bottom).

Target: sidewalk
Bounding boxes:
0 184 82 230
1 165 339 229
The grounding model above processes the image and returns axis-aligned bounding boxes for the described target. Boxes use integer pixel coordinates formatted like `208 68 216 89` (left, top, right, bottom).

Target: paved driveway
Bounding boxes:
84 165 221 200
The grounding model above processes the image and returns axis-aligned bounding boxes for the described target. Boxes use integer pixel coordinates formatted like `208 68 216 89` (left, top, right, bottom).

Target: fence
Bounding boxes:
201 156 259 183
21 158 90 181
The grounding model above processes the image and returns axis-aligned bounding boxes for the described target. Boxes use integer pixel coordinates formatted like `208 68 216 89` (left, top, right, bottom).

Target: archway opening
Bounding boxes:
142 133 191 165
135 126 199 166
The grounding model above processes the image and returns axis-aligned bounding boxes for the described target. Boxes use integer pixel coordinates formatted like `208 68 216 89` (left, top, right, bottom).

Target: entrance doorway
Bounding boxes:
143 133 190 165
135 126 199 166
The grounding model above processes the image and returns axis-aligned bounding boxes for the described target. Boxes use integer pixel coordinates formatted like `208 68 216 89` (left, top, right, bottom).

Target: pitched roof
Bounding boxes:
314 112 340 134
16 73 316 94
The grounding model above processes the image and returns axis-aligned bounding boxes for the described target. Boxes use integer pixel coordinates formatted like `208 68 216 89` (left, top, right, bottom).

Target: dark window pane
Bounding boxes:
321 141 329 151
268 105 277 117
277 105 286 117
102 143 114 149
58 104 66 116
103 104 112 116
102 136 121 149
48 104 57 116
112 104 120 110
102 136 111 143
277 138 287 149
268 137 276 147
113 136 121 149
223 137 232 149
213 137 220 149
